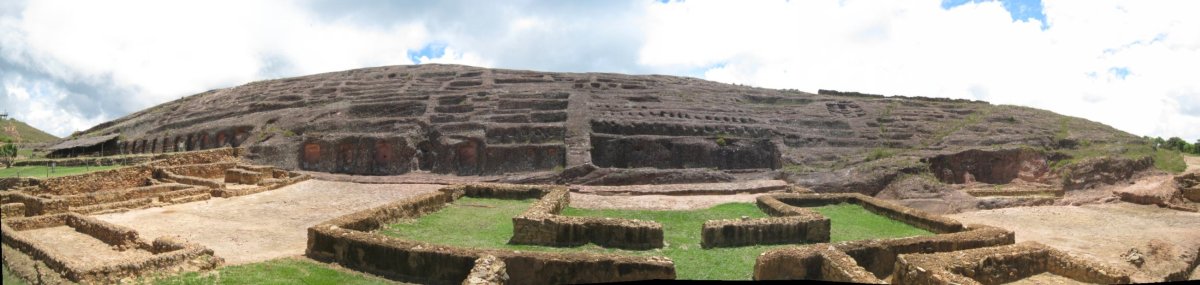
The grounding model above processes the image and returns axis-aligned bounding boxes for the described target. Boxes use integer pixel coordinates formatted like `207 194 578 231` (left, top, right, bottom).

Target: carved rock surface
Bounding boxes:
71 64 1143 191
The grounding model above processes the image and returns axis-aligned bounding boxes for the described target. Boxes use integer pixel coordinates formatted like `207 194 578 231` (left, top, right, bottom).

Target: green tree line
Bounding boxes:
1146 136 1200 155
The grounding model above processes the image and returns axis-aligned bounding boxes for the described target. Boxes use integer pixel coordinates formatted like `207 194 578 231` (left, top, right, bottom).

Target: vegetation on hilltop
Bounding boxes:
1 118 60 143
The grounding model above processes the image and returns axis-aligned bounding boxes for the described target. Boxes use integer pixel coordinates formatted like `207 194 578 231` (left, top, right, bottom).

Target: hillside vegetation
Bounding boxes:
0 118 59 143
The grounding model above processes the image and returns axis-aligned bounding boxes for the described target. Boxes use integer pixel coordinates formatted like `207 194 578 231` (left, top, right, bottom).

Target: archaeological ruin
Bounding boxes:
3 64 1199 284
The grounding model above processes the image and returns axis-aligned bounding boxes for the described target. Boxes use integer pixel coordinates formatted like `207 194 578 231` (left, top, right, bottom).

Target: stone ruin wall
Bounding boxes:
1 213 222 284
509 187 665 250
699 195 830 248
892 241 1131 285
306 184 676 285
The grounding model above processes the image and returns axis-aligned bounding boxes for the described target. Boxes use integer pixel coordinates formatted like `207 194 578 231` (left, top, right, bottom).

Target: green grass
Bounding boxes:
381 198 934 280
1050 141 1187 174
0 118 60 143
3 265 26 285
808 204 934 242
151 258 396 285
0 164 123 178
561 203 779 280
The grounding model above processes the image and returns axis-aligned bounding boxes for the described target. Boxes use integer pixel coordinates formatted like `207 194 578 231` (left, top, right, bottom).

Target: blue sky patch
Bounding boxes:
408 43 447 64
1109 67 1130 80
942 0 1048 30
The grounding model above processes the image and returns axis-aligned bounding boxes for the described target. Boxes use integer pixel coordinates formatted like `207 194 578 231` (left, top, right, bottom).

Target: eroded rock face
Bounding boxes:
1062 156 1154 190
71 64 1143 185
875 175 978 214
927 148 1050 185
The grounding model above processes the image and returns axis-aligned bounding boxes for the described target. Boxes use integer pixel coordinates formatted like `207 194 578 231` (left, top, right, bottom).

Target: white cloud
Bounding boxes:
639 0 1200 141
2 0 429 136
1 0 1197 143
2 73 106 137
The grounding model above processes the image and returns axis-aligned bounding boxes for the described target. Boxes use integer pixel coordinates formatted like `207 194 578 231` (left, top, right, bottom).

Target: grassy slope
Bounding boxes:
0 119 59 143
151 258 398 285
3 265 25 285
382 197 932 280
0 165 122 178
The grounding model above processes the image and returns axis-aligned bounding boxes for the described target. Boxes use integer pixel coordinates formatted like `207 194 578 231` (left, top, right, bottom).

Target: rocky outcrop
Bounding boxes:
875 175 978 214
926 148 1050 184
64 64 1142 181
1114 176 1187 208
1176 172 1200 202
1061 156 1154 190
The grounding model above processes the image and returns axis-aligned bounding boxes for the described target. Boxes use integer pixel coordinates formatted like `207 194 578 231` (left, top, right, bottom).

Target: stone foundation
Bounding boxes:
893 241 1131 285
306 184 676 285
509 187 665 250
1 213 223 284
754 225 1015 282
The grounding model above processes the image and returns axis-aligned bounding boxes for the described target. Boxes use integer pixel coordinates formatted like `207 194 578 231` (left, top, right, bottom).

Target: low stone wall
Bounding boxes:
768 193 964 234
0 177 39 190
0 191 68 216
1 202 24 219
306 184 676 284
754 224 1015 281
893 241 1131 285
834 225 1015 278
147 147 241 166
60 183 191 208
509 187 665 250
1 213 223 283
160 169 224 189
700 195 830 248
463 255 508 285
36 165 154 195
574 180 790 196
701 215 829 248
964 187 1063 197
225 168 262 184
754 244 885 283
13 155 155 167
160 162 238 179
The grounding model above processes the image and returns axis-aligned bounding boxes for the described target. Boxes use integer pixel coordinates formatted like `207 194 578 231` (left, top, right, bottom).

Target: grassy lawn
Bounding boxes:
809 204 934 242
151 258 400 285
3 265 25 285
381 197 933 280
0 164 123 178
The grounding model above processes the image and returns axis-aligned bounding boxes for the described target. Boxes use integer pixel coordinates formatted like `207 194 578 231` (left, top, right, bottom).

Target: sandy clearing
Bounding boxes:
950 203 1200 282
1186 155 1200 174
95 180 442 265
569 193 762 210
20 226 154 264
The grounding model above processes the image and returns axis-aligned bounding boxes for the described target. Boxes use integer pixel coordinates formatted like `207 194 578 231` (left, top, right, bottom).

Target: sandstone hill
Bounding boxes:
69 64 1159 196
2 118 60 143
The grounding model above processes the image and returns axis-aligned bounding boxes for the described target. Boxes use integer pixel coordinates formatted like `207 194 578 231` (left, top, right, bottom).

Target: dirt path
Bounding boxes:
1186 155 1200 173
96 180 442 265
950 203 1200 282
570 193 762 210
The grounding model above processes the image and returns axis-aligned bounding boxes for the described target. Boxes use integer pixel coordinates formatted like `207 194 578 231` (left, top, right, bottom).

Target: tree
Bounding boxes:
1195 139 1200 154
0 138 16 168
1152 137 1167 149
1165 137 1188 152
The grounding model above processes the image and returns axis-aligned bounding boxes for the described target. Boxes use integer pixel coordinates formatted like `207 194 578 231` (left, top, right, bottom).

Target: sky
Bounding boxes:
1 0 1198 142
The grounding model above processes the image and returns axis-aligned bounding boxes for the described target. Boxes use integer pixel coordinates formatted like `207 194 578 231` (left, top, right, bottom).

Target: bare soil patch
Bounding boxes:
1186 155 1200 173
20 226 154 264
95 180 442 265
569 193 761 210
950 202 1200 282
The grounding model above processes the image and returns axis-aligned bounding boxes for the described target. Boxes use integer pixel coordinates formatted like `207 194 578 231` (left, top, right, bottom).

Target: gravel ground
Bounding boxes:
950 202 1200 282
95 180 443 265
